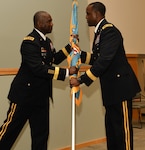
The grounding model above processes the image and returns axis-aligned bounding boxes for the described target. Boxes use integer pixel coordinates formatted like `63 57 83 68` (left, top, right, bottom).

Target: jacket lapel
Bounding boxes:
92 19 108 51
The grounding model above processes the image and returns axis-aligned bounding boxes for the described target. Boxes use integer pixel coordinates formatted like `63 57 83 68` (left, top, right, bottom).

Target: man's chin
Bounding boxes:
47 30 52 34
87 22 94 27
88 24 94 27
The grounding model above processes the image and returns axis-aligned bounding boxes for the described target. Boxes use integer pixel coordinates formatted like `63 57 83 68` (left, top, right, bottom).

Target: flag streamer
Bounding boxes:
67 0 82 106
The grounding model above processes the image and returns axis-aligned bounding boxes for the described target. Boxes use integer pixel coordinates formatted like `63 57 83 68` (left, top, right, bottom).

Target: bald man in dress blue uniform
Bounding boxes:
0 11 77 150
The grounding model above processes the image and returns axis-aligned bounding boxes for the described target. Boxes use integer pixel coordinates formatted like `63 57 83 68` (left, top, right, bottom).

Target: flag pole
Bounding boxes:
72 91 76 150
69 1 80 149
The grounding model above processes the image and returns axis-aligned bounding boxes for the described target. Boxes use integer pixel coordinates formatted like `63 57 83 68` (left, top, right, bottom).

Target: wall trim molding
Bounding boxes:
0 66 91 76
0 68 18 75
58 137 106 150
1 54 144 75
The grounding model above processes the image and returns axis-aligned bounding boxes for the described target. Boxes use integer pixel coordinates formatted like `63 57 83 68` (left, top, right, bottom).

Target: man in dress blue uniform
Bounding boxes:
70 2 141 150
0 11 77 150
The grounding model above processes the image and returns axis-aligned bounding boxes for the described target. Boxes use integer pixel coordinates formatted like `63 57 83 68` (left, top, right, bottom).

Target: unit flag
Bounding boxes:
67 0 82 106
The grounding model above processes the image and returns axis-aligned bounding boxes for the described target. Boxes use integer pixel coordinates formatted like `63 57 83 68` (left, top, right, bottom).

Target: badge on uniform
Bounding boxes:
50 42 54 51
95 34 100 45
41 47 47 58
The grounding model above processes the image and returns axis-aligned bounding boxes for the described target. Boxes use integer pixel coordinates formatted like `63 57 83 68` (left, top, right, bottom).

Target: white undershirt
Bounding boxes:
34 28 46 41
94 18 105 33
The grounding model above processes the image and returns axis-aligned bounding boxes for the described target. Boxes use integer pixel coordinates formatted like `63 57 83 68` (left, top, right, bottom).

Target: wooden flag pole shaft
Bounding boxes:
72 91 76 150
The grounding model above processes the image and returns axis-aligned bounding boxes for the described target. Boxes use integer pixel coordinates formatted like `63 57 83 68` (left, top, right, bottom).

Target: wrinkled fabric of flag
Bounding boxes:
67 0 82 106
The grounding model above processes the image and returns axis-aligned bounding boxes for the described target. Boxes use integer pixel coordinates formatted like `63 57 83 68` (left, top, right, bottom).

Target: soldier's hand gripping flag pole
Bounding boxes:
67 0 82 149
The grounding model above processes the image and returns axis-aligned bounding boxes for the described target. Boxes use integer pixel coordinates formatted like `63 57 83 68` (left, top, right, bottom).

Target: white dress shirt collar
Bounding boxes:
94 18 105 33
34 28 46 41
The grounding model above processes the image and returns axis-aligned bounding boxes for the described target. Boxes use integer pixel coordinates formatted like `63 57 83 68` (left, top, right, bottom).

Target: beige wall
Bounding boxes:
88 0 145 54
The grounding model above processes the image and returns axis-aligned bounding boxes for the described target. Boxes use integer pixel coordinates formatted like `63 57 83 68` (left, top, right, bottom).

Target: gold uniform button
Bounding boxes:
117 74 120 77
28 83 31 86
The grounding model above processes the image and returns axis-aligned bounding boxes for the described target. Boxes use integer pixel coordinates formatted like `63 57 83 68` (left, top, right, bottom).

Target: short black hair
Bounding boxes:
33 11 46 26
89 2 106 17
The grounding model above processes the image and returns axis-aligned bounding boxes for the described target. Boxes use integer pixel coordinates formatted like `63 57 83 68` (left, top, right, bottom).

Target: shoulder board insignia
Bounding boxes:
23 36 34 41
102 24 113 30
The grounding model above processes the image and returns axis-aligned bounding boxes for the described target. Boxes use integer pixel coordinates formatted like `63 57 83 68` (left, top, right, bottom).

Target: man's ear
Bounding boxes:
37 21 41 28
92 10 98 20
